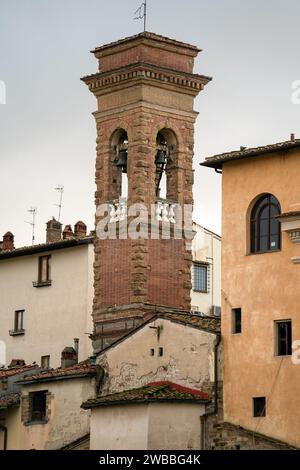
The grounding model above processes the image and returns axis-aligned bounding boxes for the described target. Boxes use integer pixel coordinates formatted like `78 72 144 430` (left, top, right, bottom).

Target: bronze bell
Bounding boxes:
155 149 166 166
116 149 128 173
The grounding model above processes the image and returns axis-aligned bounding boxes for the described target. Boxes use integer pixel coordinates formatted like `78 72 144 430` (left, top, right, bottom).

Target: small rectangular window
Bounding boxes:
193 263 208 293
30 391 47 422
150 349 155 356
158 347 164 357
253 397 266 417
14 310 24 332
41 355 50 369
232 308 242 334
275 320 292 356
38 255 51 283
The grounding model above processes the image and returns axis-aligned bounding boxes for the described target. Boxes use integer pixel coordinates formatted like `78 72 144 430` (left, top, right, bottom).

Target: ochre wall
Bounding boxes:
221 148 300 447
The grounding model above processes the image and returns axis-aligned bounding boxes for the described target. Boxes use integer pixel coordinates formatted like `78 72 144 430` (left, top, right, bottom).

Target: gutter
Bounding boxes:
201 332 221 450
0 425 7 450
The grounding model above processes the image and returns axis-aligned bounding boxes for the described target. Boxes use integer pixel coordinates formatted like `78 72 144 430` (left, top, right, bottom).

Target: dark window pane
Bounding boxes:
253 397 266 417
250 194 281 254
276 321 292 356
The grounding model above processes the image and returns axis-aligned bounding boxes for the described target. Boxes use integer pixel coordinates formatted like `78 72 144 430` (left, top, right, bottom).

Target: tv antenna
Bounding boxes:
54 185 64 222
25 207 37 246
134 0 147 32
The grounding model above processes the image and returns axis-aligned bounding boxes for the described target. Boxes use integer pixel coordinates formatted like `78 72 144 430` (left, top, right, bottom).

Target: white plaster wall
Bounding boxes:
4 378 94 450
90 404 149 450
0 244 94 368
98 318 216 396
191 223 221 314
90 402 205 450
148 402 204 450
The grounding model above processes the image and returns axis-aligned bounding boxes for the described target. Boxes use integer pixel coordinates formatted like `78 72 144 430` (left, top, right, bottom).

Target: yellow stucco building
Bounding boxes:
202 137 300 447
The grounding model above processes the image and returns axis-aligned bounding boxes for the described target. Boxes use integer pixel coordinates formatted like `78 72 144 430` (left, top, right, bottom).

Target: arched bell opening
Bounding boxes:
155 129 178 201
110 129 128 200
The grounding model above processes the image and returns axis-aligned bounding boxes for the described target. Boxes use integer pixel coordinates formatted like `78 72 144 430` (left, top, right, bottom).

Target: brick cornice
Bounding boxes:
81 62 211 96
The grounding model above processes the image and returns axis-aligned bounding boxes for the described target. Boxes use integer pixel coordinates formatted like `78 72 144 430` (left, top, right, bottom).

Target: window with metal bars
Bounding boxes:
193 263 208 293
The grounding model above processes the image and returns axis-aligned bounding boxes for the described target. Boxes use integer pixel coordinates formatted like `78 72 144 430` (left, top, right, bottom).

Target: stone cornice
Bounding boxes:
92 101 198 122
81 62 211 96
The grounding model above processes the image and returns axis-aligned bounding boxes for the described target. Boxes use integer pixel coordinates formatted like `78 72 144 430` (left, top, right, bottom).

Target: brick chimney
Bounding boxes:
74 221 87 238
63 225 74 240
0 232 15 251
61 346 78 368
46 218 62 243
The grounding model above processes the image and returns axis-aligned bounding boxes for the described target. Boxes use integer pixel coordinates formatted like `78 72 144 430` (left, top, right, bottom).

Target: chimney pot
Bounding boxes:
63 225 74 240
1 232 15 251
74 221 87 238
290 133 295 142
46 218 62 243
61 347 77 368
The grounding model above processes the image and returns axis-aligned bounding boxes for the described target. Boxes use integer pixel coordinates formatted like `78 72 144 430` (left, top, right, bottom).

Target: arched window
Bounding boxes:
250 194 281 253
154 129 177 200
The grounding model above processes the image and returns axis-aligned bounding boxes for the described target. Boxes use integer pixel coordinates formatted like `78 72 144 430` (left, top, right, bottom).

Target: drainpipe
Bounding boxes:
74 338 79 363
0 425 8 450
200 332 221 450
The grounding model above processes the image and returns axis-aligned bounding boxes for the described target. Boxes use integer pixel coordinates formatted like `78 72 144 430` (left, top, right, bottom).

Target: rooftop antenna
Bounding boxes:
134 0 147 32
25 207 37 246
54 185 64 222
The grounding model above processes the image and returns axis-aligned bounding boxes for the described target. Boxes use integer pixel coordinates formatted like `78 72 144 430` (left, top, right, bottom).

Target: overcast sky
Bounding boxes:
0 0 299 246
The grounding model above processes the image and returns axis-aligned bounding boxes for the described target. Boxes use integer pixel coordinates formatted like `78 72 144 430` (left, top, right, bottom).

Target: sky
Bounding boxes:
0 0 299 246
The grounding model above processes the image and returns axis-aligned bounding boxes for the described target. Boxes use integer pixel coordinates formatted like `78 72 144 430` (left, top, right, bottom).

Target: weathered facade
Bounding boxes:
82 32 211 348
202 138 300 448
82 313 221 450
0 361 95 450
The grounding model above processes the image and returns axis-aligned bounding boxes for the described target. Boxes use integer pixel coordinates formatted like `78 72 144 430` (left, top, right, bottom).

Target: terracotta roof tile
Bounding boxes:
201 139 300 169
0 365 37 378
19 360 96 384
91 31 200 54
81 381 209 409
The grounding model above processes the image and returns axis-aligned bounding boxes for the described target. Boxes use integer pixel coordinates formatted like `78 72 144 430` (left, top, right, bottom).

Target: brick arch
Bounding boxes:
150 122 184 151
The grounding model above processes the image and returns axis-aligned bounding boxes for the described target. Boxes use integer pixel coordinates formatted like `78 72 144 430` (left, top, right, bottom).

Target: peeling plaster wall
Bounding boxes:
4 378 94 450
97 318 217 395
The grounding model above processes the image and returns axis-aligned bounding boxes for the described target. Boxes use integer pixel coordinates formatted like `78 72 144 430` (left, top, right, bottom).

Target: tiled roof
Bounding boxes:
0 365 37 378
81 381 209 409
160 312 221 334
0 236 93 260
201 139 300 170
19 361 96 385
91 31 200 54
0 393 20 409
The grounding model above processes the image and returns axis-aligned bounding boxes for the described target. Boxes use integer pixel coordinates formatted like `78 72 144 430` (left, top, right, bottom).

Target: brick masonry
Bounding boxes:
82 32 210 347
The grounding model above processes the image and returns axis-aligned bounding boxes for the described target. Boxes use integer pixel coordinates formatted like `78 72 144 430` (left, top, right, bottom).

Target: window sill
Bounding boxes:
25 419 48 426
32 280 52 288
193 290 209 294
9 329 25 336
246 249 281 256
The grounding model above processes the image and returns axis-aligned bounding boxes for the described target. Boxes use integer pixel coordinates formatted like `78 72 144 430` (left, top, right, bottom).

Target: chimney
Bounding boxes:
74 338 79 359
46 218 62 243
1 232 15 251
290 133 295 142
61 347 78 368
74 221 87 238
63 225 74 240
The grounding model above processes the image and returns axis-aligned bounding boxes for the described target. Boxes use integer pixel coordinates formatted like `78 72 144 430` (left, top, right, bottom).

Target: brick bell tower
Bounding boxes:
82 32 211 352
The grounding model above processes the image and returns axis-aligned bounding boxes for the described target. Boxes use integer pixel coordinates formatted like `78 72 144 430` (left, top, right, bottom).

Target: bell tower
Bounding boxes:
82 32 211 351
